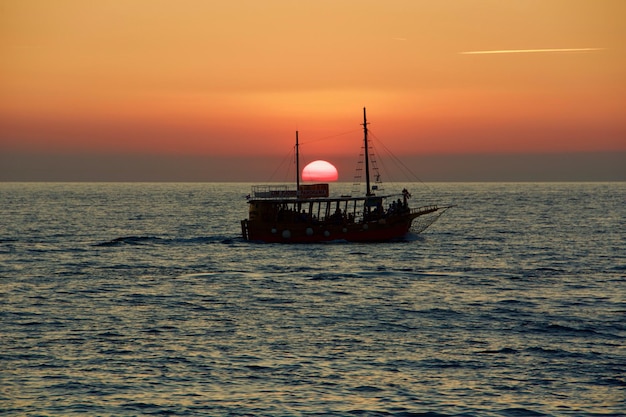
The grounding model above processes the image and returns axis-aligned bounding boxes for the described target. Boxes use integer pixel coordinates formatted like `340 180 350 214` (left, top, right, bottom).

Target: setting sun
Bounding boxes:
302 160 339 182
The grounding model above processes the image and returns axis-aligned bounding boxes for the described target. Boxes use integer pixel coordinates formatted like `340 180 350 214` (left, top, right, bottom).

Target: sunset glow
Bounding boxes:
1 0 625 181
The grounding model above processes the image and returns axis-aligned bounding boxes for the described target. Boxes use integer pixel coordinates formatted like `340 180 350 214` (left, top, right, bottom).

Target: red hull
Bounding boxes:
242 216 416 243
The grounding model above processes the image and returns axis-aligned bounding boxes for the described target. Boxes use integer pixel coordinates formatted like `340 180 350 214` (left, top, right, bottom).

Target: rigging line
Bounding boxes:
299 129 361 145
267 148 296 182
368 130 434 192
369 140 392 187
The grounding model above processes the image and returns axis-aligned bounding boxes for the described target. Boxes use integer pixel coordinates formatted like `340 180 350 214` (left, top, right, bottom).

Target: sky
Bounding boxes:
1 0 625 181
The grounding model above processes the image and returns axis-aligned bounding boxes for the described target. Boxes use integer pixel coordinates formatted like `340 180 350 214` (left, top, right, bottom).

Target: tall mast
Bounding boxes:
362 107 372 196
295 130 300 194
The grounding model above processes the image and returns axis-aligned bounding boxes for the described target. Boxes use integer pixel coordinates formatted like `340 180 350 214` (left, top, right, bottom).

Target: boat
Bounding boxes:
240 108 452 243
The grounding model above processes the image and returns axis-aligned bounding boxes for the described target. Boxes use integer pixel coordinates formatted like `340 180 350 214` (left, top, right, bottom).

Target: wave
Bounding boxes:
496 408 549 416
476 347 520 355
310 272 363 281
540 323 600 336
93 236 163 246
93 235 239 247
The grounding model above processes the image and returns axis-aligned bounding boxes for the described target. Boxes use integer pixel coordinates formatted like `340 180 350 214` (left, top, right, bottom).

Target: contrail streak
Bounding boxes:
460 48 604 55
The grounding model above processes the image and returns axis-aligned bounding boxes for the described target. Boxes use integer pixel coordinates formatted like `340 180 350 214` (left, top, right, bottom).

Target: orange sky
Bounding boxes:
1 0 625 177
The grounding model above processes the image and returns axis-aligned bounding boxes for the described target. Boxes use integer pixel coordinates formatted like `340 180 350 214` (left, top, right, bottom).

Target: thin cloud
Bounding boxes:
460 48 605 55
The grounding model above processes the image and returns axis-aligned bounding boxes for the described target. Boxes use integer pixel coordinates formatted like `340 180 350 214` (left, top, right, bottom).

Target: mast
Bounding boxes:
295 130 300 194
362 107 372 196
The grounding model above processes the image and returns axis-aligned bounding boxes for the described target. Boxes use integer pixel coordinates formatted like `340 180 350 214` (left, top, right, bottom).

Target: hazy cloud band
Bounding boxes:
460 48 605 55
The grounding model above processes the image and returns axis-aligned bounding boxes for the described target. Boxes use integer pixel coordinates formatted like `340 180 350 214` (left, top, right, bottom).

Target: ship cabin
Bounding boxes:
247 184 409 226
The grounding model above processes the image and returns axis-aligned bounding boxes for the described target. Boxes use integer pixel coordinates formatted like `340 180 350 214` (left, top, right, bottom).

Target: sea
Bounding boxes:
1 182 624 417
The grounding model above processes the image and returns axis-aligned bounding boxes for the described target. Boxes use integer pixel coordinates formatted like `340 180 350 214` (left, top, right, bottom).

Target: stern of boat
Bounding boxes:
241 219 249 241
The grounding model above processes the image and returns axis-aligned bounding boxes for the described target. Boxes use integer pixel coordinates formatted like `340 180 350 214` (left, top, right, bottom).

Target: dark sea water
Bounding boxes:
1 182 625 416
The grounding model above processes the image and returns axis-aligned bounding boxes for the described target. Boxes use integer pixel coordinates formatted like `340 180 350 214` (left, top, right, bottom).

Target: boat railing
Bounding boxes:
251 185 297 199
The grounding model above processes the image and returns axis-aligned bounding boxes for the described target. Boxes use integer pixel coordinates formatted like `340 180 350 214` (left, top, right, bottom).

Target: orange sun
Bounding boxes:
302 160 338 182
